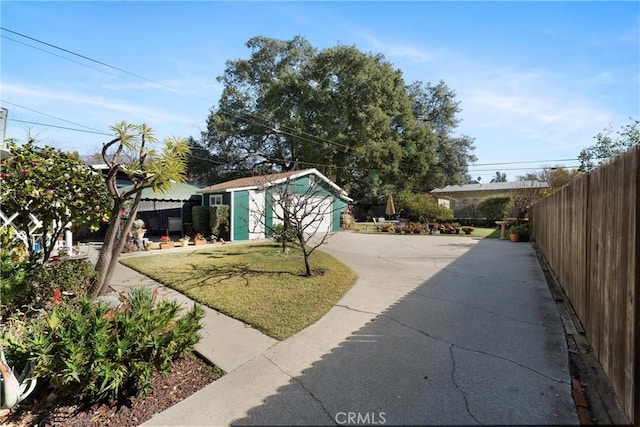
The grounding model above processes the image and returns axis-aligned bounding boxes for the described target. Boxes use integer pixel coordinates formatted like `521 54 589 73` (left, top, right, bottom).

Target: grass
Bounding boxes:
352 222 498 238
120 242 357 340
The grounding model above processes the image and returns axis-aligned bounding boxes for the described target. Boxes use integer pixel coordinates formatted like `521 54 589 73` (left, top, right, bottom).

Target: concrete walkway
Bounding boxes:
101 233 578 425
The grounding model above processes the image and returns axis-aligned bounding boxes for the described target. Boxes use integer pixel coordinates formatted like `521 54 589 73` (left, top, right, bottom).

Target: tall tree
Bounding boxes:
201 36 475 201
578 118 640 171
89 122 190 297
407 81 477 189
202 36 317 178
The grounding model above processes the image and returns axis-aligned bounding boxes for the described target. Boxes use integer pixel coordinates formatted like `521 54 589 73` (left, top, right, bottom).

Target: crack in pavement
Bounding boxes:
449 344 482 425
408 292 556 330
381 313 570 385
335 304 379 316
261 354 336 425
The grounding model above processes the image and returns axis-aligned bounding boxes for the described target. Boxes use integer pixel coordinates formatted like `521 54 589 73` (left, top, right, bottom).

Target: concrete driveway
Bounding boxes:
146 232 578 426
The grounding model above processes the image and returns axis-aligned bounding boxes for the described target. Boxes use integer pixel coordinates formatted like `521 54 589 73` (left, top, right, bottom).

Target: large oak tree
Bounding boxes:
199 36 475 201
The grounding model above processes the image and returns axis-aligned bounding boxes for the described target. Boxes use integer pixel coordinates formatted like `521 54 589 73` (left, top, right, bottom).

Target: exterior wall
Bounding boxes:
221 174 350 241
247 190 265 240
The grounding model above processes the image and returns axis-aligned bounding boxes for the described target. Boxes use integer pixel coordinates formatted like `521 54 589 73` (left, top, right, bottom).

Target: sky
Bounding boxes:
1 1 638 182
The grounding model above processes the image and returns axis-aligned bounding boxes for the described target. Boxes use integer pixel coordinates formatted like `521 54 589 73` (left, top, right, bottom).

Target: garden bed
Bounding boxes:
3 352 223 427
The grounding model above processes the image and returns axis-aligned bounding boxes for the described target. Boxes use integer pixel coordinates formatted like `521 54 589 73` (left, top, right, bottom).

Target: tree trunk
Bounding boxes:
89 206 121 298
89 193 143 297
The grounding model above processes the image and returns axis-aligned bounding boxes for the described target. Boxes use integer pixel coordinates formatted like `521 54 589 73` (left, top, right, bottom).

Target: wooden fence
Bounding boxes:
530 145 639 424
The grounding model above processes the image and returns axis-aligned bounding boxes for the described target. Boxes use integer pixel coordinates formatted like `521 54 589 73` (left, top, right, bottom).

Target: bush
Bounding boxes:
478 197 512 221
210 205 230 240
192 206 210 236
396 190 454 222
270 223 297 244
23 287 204 402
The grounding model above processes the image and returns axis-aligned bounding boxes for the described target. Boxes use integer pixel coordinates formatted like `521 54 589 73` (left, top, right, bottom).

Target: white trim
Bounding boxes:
198 169 353 202
229 191 235 241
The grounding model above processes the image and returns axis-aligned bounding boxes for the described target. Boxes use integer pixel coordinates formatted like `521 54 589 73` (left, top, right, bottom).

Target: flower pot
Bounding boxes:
180 240 189 247
509 233 520 242
194 240 206 246
160 242 174 250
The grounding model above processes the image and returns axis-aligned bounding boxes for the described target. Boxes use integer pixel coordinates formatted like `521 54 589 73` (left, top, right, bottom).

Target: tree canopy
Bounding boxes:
198 36 475 201
578 118 640 171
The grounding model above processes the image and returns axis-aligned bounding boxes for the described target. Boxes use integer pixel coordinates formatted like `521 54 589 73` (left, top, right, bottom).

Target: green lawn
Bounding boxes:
120 243 357 340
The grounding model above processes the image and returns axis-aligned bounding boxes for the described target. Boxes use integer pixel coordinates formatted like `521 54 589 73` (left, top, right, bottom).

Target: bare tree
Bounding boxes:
248 176 339 277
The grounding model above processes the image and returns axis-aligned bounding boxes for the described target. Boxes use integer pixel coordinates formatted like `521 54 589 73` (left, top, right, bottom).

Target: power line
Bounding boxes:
1 27 355 153
470 158 578 166
8 119 112 135
2 101 109 133
1 35 116 77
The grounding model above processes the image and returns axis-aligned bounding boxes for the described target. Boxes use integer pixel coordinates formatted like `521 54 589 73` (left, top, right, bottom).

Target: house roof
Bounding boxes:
198 168 352 202
122 182 202 201
431 180 549 199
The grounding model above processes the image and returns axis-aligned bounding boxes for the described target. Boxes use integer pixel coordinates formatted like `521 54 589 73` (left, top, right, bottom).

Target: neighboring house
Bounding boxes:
120 182 202 236
198 168 352 241
431 180 549 218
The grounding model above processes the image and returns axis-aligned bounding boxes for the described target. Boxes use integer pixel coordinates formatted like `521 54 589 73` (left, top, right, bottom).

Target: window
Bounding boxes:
210 194 223 205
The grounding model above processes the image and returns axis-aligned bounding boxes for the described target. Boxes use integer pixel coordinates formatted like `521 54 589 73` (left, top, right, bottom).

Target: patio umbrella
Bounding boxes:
385 194 396 218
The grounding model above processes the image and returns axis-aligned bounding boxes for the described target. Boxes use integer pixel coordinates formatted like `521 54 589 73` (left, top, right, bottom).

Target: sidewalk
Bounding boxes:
115 234 579 426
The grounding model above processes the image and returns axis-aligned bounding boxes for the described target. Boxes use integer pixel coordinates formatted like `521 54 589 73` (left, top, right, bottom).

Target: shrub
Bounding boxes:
192 206 210 236
271 223 297 244
24 287 204 402
478 197 512 221
210 205 230 240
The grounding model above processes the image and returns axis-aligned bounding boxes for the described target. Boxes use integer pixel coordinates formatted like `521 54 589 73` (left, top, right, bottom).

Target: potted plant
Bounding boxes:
461 226 474 235
515 223 530 241
131 218 146 239
159 235 174 249
144 241 153 251
179 235 190 247
509 225 520 242
194 233 207 246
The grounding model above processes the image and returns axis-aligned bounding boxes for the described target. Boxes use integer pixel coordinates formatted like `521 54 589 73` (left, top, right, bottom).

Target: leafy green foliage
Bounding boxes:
210 205 229 240
270 223 297 245
579 118 639 171
478 197 512 221
30 259 96 299
0 228 30 313
23 287 204 402
192 206 211 236
199 36 475 201
395 190 454 222
0 141 110 262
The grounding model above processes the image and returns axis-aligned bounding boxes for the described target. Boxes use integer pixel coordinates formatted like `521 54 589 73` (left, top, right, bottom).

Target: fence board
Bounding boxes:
531 145 638 424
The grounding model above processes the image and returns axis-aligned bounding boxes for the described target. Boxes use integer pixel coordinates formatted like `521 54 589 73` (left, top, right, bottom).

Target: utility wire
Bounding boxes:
2 101 109 133
1 27 355 152
8 119 112 135
0 27 593 169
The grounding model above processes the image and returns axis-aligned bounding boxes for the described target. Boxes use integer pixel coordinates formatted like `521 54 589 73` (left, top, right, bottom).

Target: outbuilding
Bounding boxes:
198 169 352 241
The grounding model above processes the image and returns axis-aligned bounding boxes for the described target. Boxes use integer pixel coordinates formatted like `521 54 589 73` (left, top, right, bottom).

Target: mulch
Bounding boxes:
2 352 222 427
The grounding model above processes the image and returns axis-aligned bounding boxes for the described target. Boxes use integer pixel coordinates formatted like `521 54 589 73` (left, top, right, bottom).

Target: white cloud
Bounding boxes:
353 30 436 63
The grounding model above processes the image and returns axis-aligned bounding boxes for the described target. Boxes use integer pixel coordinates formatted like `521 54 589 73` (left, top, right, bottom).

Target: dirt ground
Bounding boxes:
2 353 222 427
